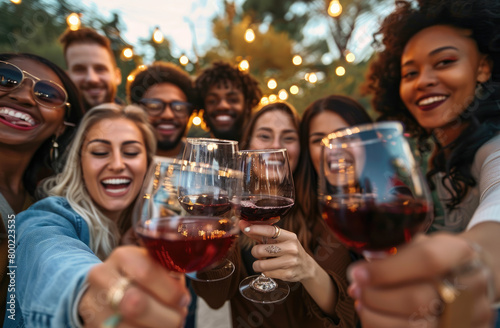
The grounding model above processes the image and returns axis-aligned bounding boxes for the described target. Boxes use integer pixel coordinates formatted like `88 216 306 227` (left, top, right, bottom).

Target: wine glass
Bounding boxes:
182 138 239 170
237 149 295 303
318 122 433 260
134 157 241 281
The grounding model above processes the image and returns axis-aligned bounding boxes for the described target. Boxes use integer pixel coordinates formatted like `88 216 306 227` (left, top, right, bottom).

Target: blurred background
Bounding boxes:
0 0 395 130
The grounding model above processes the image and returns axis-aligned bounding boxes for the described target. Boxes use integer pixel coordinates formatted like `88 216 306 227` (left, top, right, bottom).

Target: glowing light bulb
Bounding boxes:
292 55 302 66
260 96 269 106
122 48 134 60
328 0 342 17
244 28 255 43
238 60 249 71
290 85 299 95
346 52 355 63
67 13 81 31
278 89 288 100
269 94 277 103
10 0 22 4
308 72 318 84
192 116 201 126
127 74 134 82
267 78 277 90
153 27 164 44
336 66 346 76
179 55 189 66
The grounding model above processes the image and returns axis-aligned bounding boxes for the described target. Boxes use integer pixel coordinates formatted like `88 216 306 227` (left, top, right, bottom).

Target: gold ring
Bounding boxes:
271 225 281 239
106 276 131 312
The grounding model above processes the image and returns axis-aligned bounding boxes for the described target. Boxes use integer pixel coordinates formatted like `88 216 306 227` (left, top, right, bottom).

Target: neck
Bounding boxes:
432 119 469 150
156 142 184 158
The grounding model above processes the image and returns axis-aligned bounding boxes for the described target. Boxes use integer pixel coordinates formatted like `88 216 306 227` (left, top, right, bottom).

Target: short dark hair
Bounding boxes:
127 61 195 115
59 27 116 67
195 61 262 119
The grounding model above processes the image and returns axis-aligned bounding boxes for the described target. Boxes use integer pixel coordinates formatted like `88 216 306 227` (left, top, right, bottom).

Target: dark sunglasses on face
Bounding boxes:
138 98 192 118
0 60 69 109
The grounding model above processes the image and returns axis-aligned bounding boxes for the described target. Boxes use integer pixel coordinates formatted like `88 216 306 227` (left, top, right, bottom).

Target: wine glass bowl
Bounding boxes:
319 122 433 259
182 138 239 170
134 158 241 281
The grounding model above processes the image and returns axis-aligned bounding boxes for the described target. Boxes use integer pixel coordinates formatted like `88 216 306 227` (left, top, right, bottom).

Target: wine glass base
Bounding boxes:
239 275 290 304
186 259 235 282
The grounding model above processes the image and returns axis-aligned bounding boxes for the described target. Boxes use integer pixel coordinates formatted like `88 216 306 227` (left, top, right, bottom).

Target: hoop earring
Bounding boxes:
50 136 59 163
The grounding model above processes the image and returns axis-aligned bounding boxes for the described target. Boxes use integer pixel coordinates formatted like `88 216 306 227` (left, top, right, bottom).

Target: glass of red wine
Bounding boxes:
318 122 433 260
237 149 295 303
134 157 241 281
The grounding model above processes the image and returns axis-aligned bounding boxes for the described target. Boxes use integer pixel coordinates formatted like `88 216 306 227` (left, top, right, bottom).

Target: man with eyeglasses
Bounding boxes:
195 61 262 142
59 27 122 112
127 62 196 158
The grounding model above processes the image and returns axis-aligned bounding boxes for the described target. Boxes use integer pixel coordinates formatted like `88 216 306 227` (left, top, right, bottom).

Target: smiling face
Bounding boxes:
66 43 121 110
0 58 66 151
400 25 492 143
204 81 245 140
81 117 148 221
142 82 189 153
249 110 300 172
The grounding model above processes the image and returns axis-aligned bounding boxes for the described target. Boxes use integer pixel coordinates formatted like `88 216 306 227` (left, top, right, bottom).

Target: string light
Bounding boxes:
10 0 22 4
152 27 164 44
179 55 189 66
292 55 302 66
122 47 134 60
244 28 255 43
290 85 299 95
268 94 277 103
66 13 81 31
238 60 249 71
345 52 355 63
127 74 134 82
328 0 342 17
192 116 202 126
336 66 346 76
267 78 277 90
308 72 318 84
278 89 288 100
260 96 270 106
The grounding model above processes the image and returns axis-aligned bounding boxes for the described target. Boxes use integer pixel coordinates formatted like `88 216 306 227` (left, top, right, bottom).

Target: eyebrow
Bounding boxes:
309 132 326 139
87 139 142 146
256 127 298 134
401 46 459 67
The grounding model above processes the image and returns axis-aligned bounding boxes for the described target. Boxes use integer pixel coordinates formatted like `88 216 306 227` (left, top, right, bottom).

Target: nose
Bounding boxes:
161 103 175 119
416 67 438 89
216 98 231 110
108 152 125 171
270 137 282 149
85 68 100 83
8 79 36 106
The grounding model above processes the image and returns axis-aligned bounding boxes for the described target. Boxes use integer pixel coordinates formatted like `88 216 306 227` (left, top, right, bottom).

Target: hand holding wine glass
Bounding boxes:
237 149 295 303
318 122 433 260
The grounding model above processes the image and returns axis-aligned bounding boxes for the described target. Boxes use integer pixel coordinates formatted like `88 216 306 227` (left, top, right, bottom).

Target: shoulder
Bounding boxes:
472 133 500 176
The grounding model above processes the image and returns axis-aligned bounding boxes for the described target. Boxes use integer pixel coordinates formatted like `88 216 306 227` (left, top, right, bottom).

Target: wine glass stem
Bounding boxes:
250 235 278 292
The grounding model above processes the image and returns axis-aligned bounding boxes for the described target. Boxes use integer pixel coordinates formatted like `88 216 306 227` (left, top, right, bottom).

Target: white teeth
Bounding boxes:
418 96 446 106
0 108 36 125
158 124 175 130
215 115 232 122
106 187 128 194
102 178 131 185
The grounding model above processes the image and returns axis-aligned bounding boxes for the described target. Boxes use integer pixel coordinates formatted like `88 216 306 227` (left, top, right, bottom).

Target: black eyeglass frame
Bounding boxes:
138 98 193 118
0 60 70 109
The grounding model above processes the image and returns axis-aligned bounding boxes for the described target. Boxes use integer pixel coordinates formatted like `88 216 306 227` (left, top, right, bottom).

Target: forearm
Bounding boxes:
462 221 500 302
301 256 338 317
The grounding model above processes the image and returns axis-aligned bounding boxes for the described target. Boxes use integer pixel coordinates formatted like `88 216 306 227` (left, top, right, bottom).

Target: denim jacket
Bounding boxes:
4 196 101 328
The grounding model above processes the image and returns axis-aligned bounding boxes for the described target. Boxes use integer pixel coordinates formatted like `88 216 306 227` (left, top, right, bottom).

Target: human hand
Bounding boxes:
240 221 318 283
347 234 495 328
78 246 190 328
120 227 140 246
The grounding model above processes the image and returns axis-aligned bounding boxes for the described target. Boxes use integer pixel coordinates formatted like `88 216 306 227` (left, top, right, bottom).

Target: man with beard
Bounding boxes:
59 28 122 111
195 61 262 141
127 62 195 158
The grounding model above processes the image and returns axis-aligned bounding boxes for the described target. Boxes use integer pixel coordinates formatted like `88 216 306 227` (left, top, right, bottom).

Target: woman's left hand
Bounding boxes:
239 221 317 283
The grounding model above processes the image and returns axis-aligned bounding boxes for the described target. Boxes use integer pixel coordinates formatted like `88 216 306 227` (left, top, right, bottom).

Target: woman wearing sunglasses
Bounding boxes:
0 53 84 324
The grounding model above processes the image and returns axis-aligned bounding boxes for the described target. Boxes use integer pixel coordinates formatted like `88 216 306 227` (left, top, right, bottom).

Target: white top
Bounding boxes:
432 134 500 232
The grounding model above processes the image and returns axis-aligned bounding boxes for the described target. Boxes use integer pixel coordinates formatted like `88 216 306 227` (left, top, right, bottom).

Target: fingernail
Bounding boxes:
349 266 369 284
244 227 251 233
348 283 361 299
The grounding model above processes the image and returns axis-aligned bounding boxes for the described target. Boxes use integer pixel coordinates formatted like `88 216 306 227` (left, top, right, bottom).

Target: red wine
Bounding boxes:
136 217 237 273
322 194 430 253
178 194 231 216
240 196 294 224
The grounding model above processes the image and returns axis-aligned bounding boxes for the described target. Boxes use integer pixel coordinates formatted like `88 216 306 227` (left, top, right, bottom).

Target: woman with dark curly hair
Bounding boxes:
351 0 500 326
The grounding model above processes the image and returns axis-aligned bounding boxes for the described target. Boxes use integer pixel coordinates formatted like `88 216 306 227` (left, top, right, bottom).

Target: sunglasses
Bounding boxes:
0 60 69 109
139 98 193 118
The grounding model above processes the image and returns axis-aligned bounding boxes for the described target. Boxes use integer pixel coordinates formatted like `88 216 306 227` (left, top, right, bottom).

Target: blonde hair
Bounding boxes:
40 103 156 259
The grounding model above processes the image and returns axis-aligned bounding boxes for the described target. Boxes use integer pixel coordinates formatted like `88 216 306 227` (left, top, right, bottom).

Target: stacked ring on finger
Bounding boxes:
106 276 132 312
271 225 281 239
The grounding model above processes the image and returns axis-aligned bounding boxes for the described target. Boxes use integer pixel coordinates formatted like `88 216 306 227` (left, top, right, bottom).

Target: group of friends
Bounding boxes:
0 0 499 327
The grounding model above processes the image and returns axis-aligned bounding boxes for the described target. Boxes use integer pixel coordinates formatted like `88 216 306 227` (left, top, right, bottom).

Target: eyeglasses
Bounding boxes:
0 60 69 109
138 98 192 118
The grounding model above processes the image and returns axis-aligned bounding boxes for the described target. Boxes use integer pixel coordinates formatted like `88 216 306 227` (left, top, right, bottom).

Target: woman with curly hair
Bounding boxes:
352 0 500 326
